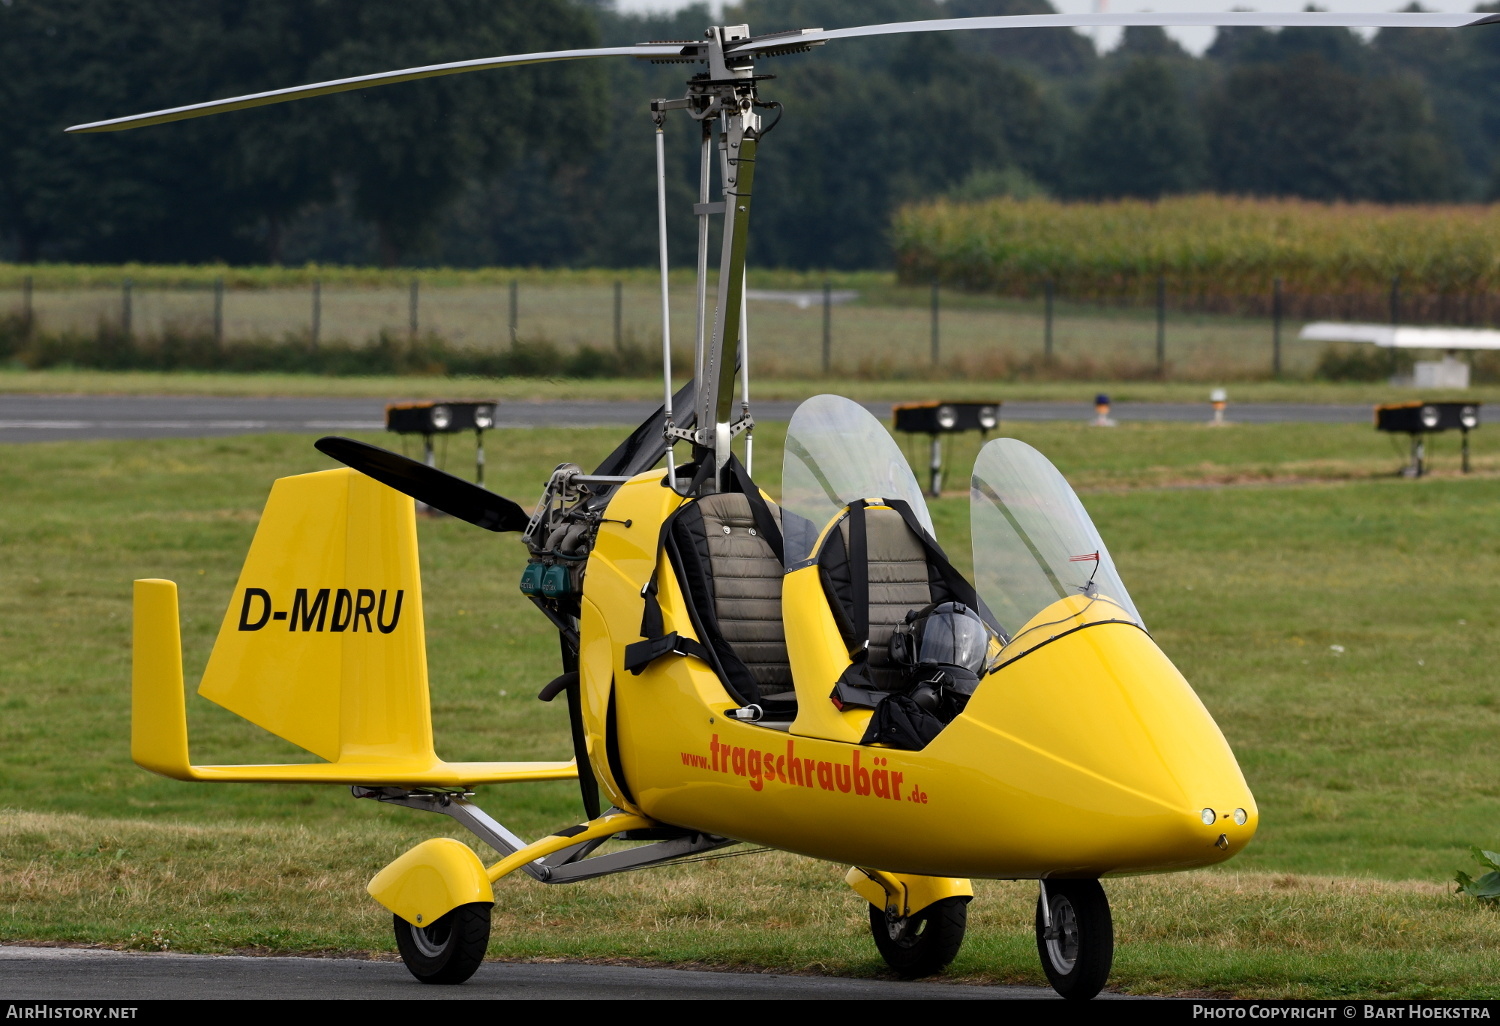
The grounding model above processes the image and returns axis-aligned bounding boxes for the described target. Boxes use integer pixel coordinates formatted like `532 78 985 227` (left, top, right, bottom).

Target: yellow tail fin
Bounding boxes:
131 468 575 787
200 468 430 764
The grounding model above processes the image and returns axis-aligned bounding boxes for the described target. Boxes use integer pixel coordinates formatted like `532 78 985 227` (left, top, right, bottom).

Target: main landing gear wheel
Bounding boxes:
1035 879 1113 1001
393 902 492 985
868 896 969 978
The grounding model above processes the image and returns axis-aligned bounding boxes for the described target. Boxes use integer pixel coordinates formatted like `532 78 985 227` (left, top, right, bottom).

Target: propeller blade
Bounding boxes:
732 10 1495 53
65 43 690 133
315 436 530 533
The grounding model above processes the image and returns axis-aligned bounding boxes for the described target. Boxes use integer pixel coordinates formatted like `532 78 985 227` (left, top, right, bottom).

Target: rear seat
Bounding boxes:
817 502 969 690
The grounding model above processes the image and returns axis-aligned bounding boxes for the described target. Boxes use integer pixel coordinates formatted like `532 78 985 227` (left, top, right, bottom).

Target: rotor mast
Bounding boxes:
652 25 777 487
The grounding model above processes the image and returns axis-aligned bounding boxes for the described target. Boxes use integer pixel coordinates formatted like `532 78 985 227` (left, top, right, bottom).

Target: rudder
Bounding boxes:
199 468 433 765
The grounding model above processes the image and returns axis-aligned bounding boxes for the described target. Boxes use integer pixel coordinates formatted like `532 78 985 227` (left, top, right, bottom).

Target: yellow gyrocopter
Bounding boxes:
77 8 1491 999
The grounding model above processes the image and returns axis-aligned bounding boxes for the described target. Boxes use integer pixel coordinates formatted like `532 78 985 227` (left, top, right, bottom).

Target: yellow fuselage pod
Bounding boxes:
581 473 1256 879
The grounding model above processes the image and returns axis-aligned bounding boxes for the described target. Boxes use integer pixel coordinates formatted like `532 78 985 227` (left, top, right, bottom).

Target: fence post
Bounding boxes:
21 274 33 342
1155 275 1166 377
213 276 224 349
409 278 419 341
1390 273 1401 326
1272 276 1282 378
930 279 940 368
822 281 832 375
613 280 623 351
1044 279 1054 361
509 279 518 345
122 278 133 338
311 279 321 349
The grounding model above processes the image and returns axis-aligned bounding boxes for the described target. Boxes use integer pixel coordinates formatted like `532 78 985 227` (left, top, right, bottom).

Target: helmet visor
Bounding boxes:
916 608 990 675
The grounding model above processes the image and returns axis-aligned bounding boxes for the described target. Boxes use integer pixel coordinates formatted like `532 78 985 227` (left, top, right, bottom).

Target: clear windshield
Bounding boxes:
781 394 935 566
971 438 1143 647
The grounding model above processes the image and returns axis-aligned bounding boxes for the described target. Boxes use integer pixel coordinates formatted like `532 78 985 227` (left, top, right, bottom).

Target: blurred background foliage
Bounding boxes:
3 0 1498 270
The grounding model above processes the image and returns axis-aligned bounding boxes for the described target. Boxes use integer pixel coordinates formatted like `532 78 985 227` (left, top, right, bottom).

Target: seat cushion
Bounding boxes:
862 508 938 687
672 492 793 698
819 506 948 690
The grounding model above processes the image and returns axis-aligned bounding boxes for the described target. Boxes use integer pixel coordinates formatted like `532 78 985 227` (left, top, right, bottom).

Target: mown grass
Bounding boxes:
2 423 1499 996
6 811 1499 998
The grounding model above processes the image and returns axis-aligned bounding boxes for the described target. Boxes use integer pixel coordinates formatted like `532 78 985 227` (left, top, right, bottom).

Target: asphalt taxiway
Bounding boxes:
0 946 1091 1001
0 393 1373 442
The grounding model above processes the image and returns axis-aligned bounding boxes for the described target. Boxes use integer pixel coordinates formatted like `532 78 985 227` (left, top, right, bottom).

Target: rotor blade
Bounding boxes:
732 10 1496 53
314 436 530 533
66 43 689 133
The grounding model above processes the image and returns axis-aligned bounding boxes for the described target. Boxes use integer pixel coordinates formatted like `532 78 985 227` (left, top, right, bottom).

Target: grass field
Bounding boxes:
2 422 1499 997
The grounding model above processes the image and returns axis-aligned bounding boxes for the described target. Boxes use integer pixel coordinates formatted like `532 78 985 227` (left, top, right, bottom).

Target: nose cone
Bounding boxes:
931 618 1257 876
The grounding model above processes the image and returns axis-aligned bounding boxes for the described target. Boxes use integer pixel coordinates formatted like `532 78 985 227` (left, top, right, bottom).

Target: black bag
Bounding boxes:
860 693 947 750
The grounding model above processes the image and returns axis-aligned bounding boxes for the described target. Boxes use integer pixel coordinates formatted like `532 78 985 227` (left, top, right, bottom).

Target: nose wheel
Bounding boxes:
1035 879 1113 1000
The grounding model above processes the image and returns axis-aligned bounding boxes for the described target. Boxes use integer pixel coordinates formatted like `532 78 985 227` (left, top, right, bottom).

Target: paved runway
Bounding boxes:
0 393 1373 442
0 946 1077 1001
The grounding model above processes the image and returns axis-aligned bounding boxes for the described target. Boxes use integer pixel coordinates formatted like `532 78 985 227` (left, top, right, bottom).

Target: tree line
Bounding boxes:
3 0 1498 271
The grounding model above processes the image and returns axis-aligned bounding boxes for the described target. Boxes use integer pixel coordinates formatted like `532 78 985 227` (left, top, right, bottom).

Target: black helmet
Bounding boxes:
888 601 996 716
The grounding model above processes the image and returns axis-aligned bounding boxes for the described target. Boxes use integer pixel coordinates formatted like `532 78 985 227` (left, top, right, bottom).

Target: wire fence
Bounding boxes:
2 275 1492 381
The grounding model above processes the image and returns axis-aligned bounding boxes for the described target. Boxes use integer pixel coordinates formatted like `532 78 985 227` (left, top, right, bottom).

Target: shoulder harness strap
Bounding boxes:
628 458 717 676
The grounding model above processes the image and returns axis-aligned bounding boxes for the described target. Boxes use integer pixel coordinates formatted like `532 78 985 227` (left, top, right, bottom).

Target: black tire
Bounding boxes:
392 902 492 985
1034 879 1113 1001
868 896 969 978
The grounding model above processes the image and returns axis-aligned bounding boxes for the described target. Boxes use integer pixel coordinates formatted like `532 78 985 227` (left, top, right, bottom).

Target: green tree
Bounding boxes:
0 0 277 262
945 0 1097 78
1067 57 1204 199
1115 25 1190 61
1204 54 1458 202
306 0 601 265
0 0 602 265
422 0 1065 270
1207 22 1370 75
1374 6 1498 198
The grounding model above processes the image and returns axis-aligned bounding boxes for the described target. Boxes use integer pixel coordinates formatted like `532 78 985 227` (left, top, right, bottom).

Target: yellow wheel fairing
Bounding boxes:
845 866 973 918
367 837 493 927
586 474 1256 880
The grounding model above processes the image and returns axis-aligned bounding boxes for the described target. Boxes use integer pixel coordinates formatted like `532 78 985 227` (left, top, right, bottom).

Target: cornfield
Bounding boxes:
893 195 1500 324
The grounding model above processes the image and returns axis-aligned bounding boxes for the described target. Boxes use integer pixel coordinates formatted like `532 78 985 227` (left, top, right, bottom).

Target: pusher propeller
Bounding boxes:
315 436 530 533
